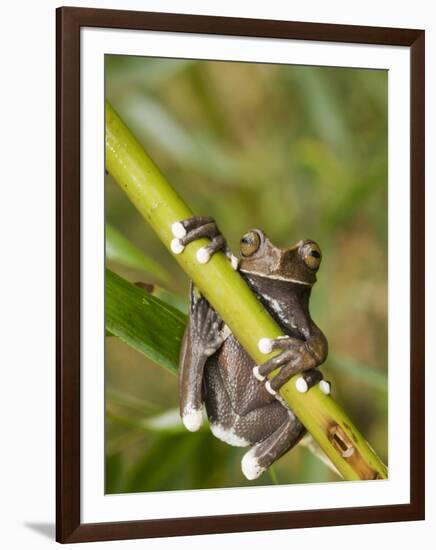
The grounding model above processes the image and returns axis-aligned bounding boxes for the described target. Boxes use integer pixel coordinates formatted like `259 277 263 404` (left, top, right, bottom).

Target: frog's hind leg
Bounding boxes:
241 410 305 480
179 283 228 432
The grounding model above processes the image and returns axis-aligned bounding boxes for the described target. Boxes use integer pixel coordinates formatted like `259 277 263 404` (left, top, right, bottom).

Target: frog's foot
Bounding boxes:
170 216 238 268
241 410 305 480
253 335 303 390
295 369 330 395
179 283 229 433
253 336 326 395
189 283 229 356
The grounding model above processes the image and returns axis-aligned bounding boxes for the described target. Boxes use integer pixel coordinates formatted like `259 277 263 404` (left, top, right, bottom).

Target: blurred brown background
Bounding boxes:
105 55 388 493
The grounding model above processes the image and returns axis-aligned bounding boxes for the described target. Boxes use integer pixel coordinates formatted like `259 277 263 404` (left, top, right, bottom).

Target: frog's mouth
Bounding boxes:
239 267 313 286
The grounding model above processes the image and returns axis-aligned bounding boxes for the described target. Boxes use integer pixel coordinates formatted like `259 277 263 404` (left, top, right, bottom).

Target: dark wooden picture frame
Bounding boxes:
56 6 425 543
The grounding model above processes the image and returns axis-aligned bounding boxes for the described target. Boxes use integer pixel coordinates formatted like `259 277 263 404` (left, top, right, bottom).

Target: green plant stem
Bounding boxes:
105 101 387 481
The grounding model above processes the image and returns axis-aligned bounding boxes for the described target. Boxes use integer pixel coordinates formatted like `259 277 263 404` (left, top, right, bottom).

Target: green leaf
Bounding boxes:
105 269 186 374
152 287 188 314
106 223 171 284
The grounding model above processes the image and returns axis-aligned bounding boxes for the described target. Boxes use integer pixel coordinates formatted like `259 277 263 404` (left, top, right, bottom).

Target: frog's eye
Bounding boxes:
240 231 261 257
300 241 322 270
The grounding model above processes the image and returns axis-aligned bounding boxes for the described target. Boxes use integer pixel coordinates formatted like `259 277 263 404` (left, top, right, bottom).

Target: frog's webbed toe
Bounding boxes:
170 216 238 268
189 285 229 355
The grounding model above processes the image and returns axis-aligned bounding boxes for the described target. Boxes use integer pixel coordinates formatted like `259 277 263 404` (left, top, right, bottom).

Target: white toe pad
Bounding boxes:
295 377 309 393
241 450 265 480
258 338 273 354
196 247 211 264
319 380 331 395
230 254 239 270
182 410 203 432
170 238 185 254
265 380 277 396
252 366 265 381
171 221 187 239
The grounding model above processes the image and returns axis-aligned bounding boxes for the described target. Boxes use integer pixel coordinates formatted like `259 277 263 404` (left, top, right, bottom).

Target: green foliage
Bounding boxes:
106 269 185 374
105 56 388 492
106 223 171 284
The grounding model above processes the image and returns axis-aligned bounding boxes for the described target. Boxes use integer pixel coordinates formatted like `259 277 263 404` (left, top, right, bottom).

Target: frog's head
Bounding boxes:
238 229 321 286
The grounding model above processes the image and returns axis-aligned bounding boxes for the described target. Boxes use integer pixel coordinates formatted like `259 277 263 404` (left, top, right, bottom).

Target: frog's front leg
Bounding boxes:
253 326 330 396
179 283 229 432
171 216 238 268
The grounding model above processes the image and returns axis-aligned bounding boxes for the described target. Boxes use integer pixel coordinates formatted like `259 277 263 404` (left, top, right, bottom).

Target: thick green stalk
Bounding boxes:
105 101 387 481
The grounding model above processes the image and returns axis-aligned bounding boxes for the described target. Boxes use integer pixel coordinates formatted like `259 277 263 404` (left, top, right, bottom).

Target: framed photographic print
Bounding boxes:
56 6 425 543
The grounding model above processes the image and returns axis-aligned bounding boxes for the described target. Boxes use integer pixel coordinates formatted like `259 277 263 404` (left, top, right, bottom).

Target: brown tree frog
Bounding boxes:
171 216 329 480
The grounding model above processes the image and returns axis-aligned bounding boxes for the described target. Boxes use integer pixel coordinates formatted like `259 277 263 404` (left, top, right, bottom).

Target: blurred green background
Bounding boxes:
105 55 388 494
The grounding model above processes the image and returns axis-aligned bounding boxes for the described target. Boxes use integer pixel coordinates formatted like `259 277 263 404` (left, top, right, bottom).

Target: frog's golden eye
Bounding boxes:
240 231 261 257
300 241 322 270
